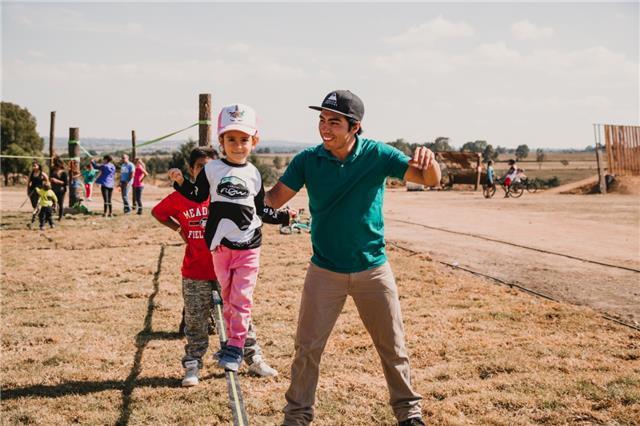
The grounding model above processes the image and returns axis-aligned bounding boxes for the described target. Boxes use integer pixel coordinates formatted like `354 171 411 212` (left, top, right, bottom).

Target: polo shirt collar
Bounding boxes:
317 135 363 164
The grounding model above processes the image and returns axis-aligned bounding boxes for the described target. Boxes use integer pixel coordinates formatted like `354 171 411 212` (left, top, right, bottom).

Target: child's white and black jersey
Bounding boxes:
174 158 289 250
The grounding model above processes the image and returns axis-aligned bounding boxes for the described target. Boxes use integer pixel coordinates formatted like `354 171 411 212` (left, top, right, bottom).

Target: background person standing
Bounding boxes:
132 157 148 215
119 154 134 213
49 156 67 221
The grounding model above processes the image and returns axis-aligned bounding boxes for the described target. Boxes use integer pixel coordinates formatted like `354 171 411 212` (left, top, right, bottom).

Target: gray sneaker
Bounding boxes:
247 357 278 377
218 345 243 372
181 360 199 387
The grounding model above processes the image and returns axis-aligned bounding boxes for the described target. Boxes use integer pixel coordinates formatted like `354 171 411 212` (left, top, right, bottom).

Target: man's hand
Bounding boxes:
408 146 435 171
404 146 442 187
168 168 185 185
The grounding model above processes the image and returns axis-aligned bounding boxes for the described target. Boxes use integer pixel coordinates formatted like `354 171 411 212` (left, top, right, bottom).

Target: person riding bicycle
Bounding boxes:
501 159 518 198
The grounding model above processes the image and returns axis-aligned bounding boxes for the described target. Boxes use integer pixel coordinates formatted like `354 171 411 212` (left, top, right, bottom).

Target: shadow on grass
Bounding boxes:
116 244 166 426
1 376 181 400
3 245 189 424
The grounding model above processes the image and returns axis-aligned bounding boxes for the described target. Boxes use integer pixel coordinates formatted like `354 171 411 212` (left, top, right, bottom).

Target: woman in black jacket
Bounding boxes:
50 157 68 221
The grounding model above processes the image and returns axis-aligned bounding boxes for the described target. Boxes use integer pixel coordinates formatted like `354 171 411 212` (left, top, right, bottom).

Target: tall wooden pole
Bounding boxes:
131 130 136 160
199 93 211 147
49 111 56 172
475 153 481 191
593 124 607 194
68 128 80 206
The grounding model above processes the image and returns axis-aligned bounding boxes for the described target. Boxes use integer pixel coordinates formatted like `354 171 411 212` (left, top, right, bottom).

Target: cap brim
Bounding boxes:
308 106 359 121
217 124 258 136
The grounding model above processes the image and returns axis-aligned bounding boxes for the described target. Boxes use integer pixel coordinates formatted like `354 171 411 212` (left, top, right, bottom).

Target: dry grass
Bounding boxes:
1 212 639 425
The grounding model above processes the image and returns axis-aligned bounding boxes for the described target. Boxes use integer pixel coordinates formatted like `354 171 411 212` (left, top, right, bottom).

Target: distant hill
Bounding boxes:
46 137 314 156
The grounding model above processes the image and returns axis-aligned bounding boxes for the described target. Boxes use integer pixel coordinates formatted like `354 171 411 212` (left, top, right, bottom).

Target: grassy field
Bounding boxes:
1 210 639 425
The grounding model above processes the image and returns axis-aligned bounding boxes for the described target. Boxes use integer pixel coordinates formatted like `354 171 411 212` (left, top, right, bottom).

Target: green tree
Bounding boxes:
461 140 487 153
249 153 278 186
273 155 283 169
1 102 44 185
482 144 498 162
168 139 197 176
425 136 453 152
515 144 530 160
387 138 412 156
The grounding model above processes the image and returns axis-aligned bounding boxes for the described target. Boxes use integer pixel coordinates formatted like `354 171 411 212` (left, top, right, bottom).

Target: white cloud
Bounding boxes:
27 50 47 58
373 49 465 73
511 20 554 40
475 95 612 109
383 16 474 45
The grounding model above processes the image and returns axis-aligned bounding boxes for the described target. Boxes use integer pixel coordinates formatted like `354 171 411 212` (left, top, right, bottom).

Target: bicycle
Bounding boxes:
279 208 311 234
483 177 524 198
520 177 539 193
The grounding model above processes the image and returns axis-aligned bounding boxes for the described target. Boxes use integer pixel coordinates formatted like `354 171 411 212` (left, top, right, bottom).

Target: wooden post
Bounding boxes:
199 93 211 147
49 111 56 172
594 124 607 194
131 130 136 160
475 153 481 191
68 128 81 206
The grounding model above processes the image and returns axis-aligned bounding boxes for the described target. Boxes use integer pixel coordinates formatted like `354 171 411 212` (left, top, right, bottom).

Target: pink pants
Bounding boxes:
213 246 261 348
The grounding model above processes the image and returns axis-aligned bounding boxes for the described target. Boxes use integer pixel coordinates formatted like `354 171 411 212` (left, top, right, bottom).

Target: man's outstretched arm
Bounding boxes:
265 181 298 209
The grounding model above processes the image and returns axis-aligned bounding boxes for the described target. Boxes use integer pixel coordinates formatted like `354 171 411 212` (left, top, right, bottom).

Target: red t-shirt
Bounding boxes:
152 191 216 281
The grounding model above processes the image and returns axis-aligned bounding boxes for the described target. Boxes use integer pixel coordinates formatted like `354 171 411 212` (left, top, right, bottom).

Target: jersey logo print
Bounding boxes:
188 218 207 228
217 176 250 199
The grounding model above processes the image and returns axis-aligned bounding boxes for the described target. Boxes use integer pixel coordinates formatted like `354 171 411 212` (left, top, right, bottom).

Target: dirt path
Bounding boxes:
381 190 640 326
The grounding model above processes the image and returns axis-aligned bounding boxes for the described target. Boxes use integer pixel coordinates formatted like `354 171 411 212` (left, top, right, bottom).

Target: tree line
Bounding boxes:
1 101 603 186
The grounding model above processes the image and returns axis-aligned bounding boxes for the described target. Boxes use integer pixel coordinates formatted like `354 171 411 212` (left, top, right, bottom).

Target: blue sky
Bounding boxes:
2 1 638 149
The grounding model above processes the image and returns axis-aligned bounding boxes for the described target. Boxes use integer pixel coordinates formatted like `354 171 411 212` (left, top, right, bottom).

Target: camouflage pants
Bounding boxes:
181 278 264 368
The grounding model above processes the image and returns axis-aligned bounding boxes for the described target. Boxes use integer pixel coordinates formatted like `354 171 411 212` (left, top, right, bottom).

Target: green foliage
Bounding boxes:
168 139 197 176
1 102 44 185
515 144 530 160
560 159 570 166
256 147 271 154
547 176 560 187
145 155 171 175
461 140 487 153
387 138 414 156
426 137 453 152
249 153 278 186
273 156 283 169
482 144 499 162
536 148 546 163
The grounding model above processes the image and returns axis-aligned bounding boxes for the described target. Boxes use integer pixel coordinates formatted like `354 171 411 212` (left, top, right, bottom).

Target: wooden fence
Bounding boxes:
603 125 640 176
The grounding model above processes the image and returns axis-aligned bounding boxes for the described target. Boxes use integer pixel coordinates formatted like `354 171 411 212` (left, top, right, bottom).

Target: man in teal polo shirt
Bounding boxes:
265 90 441 426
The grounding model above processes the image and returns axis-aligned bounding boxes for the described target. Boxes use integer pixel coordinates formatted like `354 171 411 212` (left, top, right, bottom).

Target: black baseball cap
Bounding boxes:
309 90 364 121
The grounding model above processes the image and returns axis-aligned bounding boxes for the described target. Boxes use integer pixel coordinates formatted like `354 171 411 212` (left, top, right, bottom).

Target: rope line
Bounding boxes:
389 218 640 273
1 120 211 161
387 240 640 332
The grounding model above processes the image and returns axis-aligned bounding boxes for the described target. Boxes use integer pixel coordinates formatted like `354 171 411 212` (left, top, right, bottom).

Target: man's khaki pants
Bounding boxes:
283 262 422 425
